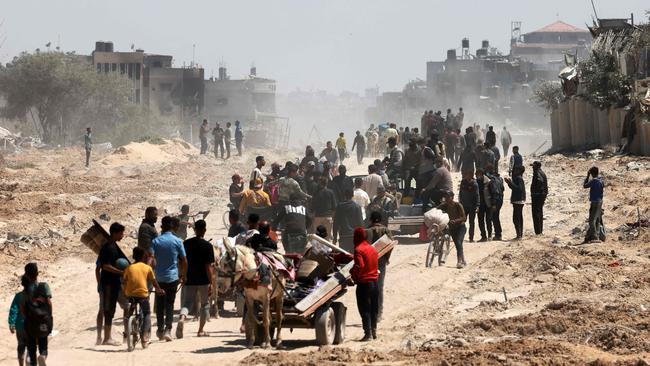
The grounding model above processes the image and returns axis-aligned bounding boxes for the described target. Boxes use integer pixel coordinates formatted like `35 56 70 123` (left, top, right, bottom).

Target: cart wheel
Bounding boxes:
315 307 335 346
331 302 346 345
235 293 245 317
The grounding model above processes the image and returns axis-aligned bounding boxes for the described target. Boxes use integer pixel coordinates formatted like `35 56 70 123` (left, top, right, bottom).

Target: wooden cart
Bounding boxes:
261 235 396 346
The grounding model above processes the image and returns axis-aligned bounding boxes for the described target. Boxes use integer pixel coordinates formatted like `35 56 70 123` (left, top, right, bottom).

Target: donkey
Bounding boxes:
219 240 286 349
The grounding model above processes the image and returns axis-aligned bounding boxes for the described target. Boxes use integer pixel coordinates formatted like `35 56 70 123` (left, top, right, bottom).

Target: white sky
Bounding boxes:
1 0 648 93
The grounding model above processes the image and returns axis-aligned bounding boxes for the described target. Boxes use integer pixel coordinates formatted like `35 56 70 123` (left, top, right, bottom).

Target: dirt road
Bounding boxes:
1 142 649 365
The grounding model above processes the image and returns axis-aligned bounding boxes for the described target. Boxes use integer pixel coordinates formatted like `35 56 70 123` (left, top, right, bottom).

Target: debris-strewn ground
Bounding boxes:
0 142 649 365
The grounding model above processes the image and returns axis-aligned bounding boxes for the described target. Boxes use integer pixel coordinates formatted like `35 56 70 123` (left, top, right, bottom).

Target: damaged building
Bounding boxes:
368 20 592 131
551 16 650 155
92 41 204 121
204 67 287 148
92 42 284 148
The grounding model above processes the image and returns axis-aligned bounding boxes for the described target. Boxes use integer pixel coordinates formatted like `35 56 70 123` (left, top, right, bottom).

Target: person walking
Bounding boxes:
273 194 312 253
22 263 53 366
138 207 158 266
239 179 272 217
351 131 366 165
122 247 164 348
459 172 479 242
505 166 526 240
319 141 340 167
475 169 493 242
485 125 497 148
486 165 504 241
199 119 210 155
365 211 392 322
250 156 266 183
437 191 467 268
84 127 92 168
8 275 29 366
98 223 127 346
335 132 347 164
223 122 233 159
457 144 477 177
500 126 512 157
212 123 225 159
583 166 605 243
177 220 214 339
530 161 548 235
333 189 364 252
234 120 244 156
311 177 338 239
330 165 354 204
508 146 523 177
152 216 187 342
351 228 379 341
352 177 371 221
362 164 384 201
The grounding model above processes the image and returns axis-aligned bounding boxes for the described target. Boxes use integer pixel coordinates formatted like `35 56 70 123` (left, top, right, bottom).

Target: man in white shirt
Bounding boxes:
352 177 370 220
250 156 266 182
362 164 384 201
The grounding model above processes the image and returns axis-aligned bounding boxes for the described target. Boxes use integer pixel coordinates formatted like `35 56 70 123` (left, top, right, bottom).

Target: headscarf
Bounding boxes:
353 227 367 247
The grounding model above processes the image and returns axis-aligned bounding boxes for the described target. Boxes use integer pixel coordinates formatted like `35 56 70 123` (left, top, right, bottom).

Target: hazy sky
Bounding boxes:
1 0 647 94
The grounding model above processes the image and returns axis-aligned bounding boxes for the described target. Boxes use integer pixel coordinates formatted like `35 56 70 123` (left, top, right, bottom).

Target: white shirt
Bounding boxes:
362 173 384 201
352 188 371 220
250 167 264 182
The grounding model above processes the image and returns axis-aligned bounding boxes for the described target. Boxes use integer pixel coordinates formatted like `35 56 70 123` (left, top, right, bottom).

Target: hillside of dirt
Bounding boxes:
0 142 649 366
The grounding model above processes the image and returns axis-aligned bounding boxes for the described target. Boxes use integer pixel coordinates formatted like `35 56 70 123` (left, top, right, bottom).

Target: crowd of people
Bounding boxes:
9 109 610 364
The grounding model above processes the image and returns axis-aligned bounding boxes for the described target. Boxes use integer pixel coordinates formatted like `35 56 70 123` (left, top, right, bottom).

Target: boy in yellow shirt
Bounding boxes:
123 247 164 346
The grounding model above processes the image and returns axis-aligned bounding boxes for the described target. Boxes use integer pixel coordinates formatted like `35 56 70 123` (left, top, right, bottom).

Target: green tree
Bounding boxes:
0 51 130 143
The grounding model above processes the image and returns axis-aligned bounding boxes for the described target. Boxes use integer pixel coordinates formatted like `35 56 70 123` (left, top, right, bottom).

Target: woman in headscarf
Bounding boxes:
350 228 379 341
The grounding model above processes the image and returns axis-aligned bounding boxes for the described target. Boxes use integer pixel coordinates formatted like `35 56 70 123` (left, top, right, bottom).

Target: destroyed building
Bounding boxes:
367 20 591 132
92 42 284 148
92 41 204 121
550 16 650 155
204 67 287 148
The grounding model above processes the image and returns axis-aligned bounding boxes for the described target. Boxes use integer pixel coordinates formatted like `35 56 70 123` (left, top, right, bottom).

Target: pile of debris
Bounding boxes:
0 127 44 153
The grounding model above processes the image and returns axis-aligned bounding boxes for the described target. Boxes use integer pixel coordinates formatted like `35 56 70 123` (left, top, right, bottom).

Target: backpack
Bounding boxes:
24 283 53 338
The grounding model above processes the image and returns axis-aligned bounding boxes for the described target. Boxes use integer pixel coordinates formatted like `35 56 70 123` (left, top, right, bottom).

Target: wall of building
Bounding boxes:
550 98 650 155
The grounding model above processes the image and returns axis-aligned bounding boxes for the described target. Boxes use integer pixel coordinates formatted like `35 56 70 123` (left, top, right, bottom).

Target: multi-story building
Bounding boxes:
91 41 204 120
511 21 592 73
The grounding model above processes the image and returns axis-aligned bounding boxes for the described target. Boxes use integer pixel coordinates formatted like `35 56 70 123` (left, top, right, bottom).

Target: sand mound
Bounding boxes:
100 138 197 167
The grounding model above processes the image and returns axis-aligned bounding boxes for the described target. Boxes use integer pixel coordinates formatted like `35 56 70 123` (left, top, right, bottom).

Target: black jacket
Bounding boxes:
333 200 363 239
530 168 548 199
273 204 312 234
507 175 526 203
312 187 338 217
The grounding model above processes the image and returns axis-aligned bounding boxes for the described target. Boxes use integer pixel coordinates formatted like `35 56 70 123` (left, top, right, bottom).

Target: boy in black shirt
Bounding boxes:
177 220 215 338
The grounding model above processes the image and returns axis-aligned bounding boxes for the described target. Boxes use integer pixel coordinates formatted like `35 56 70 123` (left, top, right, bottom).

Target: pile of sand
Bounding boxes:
99 138 197 168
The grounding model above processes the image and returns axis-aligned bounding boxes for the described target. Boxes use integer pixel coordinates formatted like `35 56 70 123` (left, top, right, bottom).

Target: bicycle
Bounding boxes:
222 203 235 230
125 297 149 351
425 226 451 268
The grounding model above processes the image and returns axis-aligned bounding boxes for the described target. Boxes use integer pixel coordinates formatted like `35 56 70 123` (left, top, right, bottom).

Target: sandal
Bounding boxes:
197 331 210 337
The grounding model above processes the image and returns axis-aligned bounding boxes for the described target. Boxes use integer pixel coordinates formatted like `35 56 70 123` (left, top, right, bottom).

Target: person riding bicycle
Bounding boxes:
122 247 164 348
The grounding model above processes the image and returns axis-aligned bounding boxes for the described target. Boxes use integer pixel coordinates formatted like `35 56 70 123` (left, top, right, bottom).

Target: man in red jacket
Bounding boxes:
351 228 379 341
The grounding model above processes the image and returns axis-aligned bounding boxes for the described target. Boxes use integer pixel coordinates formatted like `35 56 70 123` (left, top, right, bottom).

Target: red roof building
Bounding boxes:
511 21 591 70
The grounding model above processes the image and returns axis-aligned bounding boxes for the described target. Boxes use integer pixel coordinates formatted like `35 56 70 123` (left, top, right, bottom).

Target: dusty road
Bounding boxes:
1 141 649 365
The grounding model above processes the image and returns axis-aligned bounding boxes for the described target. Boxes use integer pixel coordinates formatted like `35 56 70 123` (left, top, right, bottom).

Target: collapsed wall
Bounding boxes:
550 97 650 155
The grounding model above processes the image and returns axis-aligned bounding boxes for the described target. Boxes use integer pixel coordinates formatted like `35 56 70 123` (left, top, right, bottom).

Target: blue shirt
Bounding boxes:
584 177 604 203
152 232 186 283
